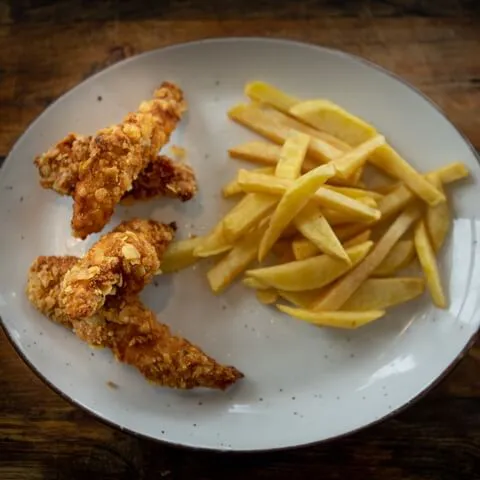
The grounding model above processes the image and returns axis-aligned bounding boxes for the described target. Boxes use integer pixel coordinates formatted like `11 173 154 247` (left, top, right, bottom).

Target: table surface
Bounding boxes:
1 1 480 479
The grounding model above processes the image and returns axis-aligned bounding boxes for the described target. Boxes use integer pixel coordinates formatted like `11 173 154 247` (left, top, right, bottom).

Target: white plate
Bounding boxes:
1 38 479 452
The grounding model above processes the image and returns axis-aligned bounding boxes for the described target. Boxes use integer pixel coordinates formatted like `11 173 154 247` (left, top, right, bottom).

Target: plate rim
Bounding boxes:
1 36 479 453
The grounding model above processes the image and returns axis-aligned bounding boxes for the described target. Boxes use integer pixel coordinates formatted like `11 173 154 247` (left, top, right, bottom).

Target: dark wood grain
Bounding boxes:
1 1 480 479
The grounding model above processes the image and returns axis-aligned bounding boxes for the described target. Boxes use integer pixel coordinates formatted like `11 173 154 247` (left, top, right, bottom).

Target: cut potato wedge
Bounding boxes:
294 203 349 262
277 290 321 309
425 174 450 252
222 193 278 242
292 237 320 260
342 230 372 248
246 241 373 291
243 276 270 290
229 140 319 172
414 220 447 308
193 222 232 257
207 227 265 293
342 277 425 310
289 99 377 146
333 135 386 179
245 81 300 114
373 240 415 276
258 164 336 260
277 304 385 329
369 144 445 206
256 289 279 305
275 132 310 180
161 237 204 273
228 103 343 163
237 170 381 222
312 204 421 310
222 166 275 198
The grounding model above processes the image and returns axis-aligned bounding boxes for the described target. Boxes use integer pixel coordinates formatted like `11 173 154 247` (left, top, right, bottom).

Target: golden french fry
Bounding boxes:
414 220 447 308
342 230 372 247
259 164 336 260
237 170 380 222
228 104 343 163
256 289 279 305
431 162 469 184
333 135 386 179
425 174 450 252
271 239 296 263
207 227 265 293
277 290 321 309
275 132 310 180
294 203 349 262
228 141 319 172
289 99 377 146
312 204 421 310
243 276 270 290
292 237 320 260
161 237 204 273
194 222 232 257
246 241 373 291
342 277 425 311
323 185 384 201
373 240 415 276
369 145 445 206
277 304 385 329
245 81 300 114
222 193 278 242
222 166 275 198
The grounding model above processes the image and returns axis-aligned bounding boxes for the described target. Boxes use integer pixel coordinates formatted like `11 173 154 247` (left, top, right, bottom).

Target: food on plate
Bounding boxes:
60 219 175 319
425 174 450 252
414 220 447 308
161 236 204 273
35 82 187 239
36 135 197 204
27 256 242 390
373 240 416 277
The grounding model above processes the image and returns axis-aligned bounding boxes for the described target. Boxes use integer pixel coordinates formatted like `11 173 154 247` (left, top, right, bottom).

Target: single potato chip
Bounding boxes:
373 240 416 277
258 163 336 260
246 241 373 291
414 220 447 308
342 277 425 310
277 304 385 329
312 204 421 310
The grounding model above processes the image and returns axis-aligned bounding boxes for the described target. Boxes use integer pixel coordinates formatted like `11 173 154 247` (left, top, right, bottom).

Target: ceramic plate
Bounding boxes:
1 38 479 452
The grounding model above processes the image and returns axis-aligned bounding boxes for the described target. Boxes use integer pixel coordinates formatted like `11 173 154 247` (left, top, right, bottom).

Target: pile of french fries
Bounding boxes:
161 81 469 329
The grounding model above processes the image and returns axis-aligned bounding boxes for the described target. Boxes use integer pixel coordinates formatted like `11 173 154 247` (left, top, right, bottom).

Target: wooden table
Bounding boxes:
1 1 480 478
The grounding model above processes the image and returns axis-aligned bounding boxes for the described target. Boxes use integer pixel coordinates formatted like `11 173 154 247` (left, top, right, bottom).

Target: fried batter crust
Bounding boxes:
27 256 243 389
35 136 197 203
60 219 175 319
40 82 185 239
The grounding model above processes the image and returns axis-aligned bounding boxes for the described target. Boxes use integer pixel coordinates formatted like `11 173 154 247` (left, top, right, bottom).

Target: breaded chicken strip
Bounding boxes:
60 219 175 320
55 82 185 239
35 134 197 202
27 256 243 389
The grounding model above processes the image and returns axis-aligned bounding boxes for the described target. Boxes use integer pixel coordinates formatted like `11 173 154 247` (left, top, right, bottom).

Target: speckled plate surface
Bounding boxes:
1 38 480 452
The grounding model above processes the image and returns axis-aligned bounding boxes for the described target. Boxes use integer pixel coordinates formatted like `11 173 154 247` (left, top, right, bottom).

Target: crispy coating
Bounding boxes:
60 219 175 320
70 82 186 239
35 134 197 203
27 256 243 389
122 155 197 203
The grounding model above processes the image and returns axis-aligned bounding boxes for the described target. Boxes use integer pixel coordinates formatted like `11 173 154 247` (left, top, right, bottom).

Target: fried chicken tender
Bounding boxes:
60 219 175 320
39 82 185 239
27 256 243 389
35 135 197 202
